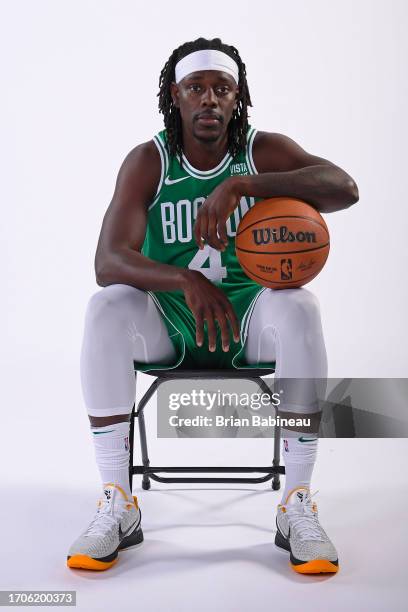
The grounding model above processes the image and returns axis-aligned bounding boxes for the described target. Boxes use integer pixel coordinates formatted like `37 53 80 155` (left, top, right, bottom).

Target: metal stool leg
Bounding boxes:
128 403 135 492
272 422 281 490
138 409 151 490
249 376 282 490
135 378 160 490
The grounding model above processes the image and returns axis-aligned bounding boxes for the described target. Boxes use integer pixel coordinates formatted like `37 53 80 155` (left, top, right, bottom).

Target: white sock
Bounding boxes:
280 430 318 504
91 421 132 500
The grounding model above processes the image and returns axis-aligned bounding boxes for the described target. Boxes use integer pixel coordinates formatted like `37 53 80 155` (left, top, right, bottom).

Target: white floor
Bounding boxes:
2 359 408 612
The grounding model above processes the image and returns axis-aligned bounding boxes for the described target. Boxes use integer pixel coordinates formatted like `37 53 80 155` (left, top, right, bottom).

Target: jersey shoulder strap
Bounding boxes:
150 130 169 210
244 125 258 174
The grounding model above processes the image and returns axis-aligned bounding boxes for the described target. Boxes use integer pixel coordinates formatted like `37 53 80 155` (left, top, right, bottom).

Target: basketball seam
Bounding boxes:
235 242 330 256
236 214 328 237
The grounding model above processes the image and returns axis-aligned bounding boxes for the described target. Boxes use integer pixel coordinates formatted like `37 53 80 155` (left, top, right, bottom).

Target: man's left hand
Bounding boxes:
193 177 241 251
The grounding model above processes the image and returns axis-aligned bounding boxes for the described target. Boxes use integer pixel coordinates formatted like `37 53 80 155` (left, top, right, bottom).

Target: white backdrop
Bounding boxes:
1 2 408 610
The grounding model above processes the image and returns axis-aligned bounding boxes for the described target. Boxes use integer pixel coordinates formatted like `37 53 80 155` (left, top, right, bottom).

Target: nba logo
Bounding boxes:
280 258 292 280
284 439 289 452
124 436 129 451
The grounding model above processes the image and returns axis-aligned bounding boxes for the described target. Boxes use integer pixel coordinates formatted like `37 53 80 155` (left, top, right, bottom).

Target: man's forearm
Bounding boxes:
233 164 359 213
96 248 189 291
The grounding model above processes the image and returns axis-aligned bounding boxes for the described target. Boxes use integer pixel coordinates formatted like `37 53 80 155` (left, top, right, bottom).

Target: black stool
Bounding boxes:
129 368 285 491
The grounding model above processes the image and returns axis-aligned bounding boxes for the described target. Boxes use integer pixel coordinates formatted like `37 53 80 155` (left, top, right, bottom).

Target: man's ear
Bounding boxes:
170 82 180 108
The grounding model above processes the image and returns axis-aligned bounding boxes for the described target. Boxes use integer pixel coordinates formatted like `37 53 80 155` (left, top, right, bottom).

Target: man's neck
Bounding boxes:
181 132 229 171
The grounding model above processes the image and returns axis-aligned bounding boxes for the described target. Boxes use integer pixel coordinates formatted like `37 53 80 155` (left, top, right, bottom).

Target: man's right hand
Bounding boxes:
180 270 241 353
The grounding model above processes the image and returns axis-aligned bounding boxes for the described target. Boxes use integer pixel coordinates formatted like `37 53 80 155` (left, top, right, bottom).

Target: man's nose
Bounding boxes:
201 87 217 106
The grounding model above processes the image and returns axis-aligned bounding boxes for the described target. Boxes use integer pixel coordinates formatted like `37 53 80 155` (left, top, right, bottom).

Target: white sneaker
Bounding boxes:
275 486 339 574
67 483 143 570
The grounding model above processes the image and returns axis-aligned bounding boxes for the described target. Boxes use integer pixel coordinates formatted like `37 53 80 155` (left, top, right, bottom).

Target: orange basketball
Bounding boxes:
235 198 330 289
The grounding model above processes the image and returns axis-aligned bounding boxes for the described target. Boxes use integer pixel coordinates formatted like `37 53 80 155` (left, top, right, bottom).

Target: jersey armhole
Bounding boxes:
246 127 258 175
149 134 169 211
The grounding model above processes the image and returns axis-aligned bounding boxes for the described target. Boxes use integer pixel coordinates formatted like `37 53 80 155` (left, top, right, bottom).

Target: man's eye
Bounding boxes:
189 84 201 92
216 87 230 95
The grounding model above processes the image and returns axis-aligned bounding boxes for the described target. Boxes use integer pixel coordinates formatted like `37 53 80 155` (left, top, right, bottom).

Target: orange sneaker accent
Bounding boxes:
67 554 118 571
103 483 130 502
133 495 139 510
284 486 310 505
291 559 339 574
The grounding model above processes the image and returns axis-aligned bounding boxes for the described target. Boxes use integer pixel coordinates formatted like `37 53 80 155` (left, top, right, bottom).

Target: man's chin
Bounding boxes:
193 125 224 143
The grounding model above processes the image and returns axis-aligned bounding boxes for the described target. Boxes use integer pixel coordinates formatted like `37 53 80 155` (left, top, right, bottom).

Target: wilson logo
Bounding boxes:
252 226 316 245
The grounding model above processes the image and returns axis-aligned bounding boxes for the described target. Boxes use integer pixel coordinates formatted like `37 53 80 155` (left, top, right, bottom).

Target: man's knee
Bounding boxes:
261 287 322 329
85 284 147 326
285 288 321 321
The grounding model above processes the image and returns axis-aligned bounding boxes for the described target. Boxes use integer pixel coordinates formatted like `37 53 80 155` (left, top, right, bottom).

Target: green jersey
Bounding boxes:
136 126 275 372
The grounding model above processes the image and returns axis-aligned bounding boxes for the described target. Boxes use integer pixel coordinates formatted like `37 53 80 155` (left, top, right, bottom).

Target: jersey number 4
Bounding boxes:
188 245 227 282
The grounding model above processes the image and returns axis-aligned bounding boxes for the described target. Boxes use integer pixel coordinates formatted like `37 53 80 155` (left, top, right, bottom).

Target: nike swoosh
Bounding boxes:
298 437 318 442
164 175 189 185
119 516 140 540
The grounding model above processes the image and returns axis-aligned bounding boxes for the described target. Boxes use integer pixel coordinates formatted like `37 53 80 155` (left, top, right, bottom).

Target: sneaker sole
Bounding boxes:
67 527 144 571
275 529 339 574
290 558 339 574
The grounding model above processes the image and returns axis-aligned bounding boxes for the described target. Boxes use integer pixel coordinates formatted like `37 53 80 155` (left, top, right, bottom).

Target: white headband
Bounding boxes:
175 49 239 84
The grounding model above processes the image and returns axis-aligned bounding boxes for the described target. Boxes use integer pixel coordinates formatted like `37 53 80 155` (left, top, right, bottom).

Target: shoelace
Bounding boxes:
285 489 325 541
83 488 128 538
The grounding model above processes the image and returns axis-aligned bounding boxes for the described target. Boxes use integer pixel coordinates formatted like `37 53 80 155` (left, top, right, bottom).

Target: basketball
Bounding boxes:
235 197 330 289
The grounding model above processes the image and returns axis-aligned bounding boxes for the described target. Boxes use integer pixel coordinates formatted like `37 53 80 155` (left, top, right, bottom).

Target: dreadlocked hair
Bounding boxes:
157 37 252 162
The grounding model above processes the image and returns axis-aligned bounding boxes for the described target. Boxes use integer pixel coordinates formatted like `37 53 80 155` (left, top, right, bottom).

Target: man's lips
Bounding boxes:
195 113 223 125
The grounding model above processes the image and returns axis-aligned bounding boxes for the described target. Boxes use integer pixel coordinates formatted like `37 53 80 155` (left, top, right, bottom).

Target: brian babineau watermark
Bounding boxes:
157 380 316 438
168 413 310 429
168 389 309 428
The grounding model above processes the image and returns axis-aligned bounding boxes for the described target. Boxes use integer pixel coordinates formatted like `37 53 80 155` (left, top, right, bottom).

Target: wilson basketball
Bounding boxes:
235 198 330 289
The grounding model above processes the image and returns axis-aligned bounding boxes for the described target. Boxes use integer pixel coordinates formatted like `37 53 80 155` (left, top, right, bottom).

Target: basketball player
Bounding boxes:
67 38 359 573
